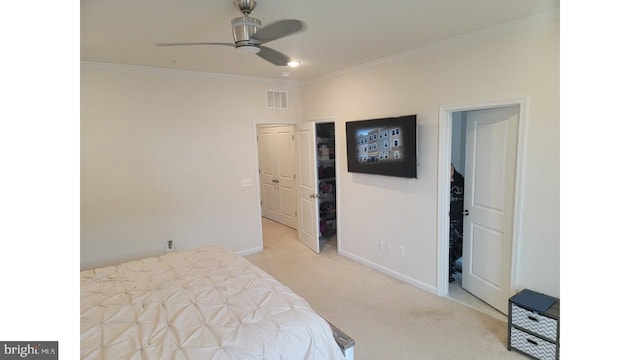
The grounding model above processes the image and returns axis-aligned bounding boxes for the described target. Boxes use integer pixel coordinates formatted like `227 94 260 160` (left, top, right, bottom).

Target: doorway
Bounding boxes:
437 99 527 319
296 121 338 254
316 122 338 253
256 122 338 255
257 125 298 229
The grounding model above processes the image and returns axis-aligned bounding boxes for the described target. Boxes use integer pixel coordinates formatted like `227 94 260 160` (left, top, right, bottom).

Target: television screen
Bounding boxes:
345 115 417 178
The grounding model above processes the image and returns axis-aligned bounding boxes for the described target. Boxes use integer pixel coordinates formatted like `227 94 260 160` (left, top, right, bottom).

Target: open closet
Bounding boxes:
315 123 337 248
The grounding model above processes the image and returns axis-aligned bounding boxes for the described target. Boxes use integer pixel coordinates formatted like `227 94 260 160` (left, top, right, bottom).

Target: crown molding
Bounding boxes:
80 61 301 86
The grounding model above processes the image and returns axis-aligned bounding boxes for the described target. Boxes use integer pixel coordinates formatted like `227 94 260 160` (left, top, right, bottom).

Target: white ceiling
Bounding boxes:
81 0 560 81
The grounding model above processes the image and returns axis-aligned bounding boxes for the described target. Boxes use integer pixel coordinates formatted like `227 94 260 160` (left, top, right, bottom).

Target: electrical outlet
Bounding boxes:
166 240 175 252
377 240 384 250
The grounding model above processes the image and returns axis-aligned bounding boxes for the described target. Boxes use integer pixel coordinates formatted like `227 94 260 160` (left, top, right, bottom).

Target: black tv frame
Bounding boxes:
345 115 417 179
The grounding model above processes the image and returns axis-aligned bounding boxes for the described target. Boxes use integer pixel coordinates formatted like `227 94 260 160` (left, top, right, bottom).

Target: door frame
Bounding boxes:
436 98 529 297
253 120 298 252
257 124 298 228
299 118 341 254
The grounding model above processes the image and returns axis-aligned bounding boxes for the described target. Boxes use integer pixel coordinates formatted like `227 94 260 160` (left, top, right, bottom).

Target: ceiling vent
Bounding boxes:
266 90 288 109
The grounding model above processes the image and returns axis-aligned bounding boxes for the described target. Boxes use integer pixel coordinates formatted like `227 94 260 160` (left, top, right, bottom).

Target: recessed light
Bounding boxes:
281 71 290 77
287 60 301 68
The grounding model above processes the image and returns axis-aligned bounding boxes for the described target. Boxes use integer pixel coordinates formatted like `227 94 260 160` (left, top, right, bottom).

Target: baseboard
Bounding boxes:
338 249 438 295
238 246 262 256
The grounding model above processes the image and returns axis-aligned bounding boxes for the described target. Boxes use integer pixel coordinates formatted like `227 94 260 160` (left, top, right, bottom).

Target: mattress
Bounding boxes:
81 246 345 359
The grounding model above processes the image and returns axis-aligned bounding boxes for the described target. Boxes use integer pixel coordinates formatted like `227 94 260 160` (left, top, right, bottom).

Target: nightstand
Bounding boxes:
508 289 560 359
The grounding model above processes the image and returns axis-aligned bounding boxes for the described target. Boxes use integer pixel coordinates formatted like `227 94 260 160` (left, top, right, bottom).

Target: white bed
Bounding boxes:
81 246 346 359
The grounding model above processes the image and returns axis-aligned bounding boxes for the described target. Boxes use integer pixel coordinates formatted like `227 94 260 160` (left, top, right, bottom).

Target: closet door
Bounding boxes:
296 122 320 253
258 125 297 228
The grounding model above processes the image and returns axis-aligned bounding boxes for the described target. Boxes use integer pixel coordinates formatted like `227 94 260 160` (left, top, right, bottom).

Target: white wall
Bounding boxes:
81 63 301 270
300 14 559 296
81 12 559 298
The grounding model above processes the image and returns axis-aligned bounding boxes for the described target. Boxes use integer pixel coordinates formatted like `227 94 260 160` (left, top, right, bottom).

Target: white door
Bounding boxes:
296 122 320 253
257 125 297 228
461 107 519 314
258 127 278 221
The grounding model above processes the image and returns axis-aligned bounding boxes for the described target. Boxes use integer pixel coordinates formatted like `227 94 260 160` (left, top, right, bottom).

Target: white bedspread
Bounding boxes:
81 246 345 359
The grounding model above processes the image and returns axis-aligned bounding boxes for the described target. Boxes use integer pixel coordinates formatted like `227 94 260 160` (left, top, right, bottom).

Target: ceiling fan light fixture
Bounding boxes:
287 60 301 67
157 2 305 68
237 45 261 55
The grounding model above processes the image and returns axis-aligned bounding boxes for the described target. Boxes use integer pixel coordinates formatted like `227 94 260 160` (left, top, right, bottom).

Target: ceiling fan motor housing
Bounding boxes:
232 16 262 47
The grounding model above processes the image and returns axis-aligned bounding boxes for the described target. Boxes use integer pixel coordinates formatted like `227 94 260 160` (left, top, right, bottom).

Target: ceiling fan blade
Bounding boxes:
256 46 290 66
250 19 305 44
156 42 235 47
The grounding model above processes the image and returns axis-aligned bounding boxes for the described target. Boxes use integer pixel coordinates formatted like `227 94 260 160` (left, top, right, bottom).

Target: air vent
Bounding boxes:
266 90 288 109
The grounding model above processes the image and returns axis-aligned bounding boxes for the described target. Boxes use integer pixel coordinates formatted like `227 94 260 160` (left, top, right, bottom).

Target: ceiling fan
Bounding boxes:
157 0 305 66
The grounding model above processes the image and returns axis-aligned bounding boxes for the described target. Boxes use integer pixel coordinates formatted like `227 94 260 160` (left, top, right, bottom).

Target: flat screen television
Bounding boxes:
345 115 417 178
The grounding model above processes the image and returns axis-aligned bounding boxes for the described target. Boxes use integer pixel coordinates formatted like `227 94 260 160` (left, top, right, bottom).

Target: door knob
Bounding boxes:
463 210 469 216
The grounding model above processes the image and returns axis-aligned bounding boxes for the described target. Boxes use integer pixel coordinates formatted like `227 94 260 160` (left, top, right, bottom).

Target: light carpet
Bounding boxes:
245 218 525 359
